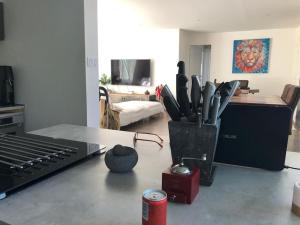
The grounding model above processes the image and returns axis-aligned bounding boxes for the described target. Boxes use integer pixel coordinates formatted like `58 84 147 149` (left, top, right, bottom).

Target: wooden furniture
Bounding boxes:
235 88 260 95
99 98 120 129
216 95 292 170
230 95 286 105
1 124 295 225
108 92 156 103
249 89 260 94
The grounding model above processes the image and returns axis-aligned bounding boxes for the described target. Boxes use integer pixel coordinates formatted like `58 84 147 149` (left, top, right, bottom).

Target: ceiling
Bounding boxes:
99 0 300 32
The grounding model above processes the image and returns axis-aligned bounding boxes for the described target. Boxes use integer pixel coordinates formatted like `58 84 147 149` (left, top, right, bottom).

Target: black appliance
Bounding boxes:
111 59 151 86
215 103 291 171
0 66 14 106
0 3 4 40
0 133 104 199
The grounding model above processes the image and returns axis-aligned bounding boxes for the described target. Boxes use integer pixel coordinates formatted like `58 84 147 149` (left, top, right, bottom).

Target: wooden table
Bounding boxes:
109 92 155 102
231 95 287 106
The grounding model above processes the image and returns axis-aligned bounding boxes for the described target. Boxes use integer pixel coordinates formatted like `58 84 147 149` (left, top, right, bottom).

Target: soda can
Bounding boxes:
142 189 167 225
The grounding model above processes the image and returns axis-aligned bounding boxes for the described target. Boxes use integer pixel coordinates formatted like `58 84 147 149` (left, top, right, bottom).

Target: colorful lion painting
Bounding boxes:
232 38 270 73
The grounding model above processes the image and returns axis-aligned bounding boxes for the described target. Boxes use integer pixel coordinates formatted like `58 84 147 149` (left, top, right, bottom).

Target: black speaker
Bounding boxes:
0 3 4 40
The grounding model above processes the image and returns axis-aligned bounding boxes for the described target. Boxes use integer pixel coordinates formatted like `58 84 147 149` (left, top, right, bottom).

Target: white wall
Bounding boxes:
179 29 191 75
294 26 300 81
84 0 99 128
98 6 179 95
179 30 192 77
180 28 299 96
189 46 203 78
188 45 203 95
0 0 87 131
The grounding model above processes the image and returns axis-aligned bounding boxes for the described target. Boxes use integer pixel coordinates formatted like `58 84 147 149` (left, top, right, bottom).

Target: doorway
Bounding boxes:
188 45 211 95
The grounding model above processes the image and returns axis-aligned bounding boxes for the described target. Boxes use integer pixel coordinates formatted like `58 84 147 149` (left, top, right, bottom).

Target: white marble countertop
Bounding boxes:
0 124 299 225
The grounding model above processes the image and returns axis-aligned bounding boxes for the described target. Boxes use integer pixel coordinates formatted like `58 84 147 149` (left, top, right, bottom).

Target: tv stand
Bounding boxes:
109 92 156 103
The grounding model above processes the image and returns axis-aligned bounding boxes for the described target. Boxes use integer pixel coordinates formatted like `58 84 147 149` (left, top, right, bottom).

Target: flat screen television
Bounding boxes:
111 59 151 86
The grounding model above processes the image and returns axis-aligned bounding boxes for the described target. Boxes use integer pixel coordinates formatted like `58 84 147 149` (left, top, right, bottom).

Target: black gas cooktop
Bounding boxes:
0 133 103 199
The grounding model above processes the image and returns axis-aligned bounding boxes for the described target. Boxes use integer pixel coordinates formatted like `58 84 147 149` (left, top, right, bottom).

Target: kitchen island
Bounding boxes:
0 124 299 225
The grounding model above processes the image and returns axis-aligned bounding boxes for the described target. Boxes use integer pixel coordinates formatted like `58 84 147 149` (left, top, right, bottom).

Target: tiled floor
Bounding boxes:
287 129 300 152
122 112 300 153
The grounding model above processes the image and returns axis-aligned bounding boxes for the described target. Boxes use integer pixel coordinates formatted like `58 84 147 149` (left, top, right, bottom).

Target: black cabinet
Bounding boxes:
215 102 292 171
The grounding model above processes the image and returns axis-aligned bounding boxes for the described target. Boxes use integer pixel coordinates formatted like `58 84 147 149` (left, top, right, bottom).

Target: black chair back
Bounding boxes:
281 84 300 134
99 86 109 105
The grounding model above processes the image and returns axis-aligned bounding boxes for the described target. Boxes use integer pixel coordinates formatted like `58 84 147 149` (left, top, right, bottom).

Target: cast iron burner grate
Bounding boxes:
0 134 77 169
0 133 102 199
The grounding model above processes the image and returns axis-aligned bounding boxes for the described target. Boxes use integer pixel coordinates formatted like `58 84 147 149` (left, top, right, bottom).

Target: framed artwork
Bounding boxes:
232 38 270 73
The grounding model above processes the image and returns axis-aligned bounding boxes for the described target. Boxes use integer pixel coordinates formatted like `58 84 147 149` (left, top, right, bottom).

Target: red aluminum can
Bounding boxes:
142 189 167 225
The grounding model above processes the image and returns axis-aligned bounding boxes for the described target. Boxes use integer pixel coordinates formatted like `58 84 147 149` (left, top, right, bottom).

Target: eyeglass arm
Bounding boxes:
135 132 164 142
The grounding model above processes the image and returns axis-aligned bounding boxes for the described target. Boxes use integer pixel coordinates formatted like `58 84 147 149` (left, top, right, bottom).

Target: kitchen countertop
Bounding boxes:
0 124 299 225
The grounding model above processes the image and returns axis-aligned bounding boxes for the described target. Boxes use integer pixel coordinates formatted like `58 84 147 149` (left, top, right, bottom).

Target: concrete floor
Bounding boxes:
122 112 300 153
121 112 170 139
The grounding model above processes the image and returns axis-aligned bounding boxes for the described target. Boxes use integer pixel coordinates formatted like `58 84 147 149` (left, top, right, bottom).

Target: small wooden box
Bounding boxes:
162 168 200 204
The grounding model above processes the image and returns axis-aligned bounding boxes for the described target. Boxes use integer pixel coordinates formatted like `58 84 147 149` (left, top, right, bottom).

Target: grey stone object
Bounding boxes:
105 144 138 173
168 119 221 186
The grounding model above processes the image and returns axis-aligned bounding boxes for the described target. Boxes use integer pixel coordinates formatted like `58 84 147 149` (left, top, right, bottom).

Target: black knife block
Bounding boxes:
168 119 221 186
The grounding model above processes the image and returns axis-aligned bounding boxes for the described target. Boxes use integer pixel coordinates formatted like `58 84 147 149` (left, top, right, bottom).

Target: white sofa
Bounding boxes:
112 100 164 127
